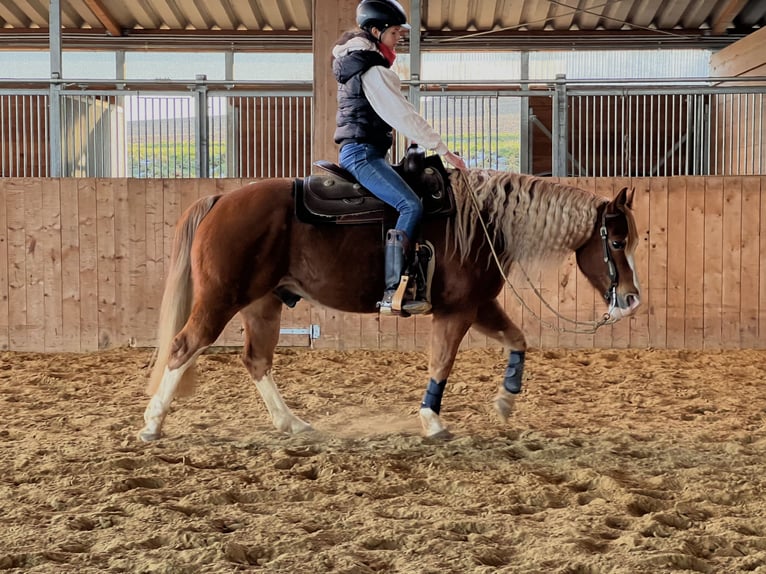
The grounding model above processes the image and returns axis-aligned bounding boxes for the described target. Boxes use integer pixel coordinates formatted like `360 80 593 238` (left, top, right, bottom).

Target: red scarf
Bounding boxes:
379 43 397 66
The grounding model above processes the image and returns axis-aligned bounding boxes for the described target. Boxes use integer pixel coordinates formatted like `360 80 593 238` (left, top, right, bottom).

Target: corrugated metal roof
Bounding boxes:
0 0 764 50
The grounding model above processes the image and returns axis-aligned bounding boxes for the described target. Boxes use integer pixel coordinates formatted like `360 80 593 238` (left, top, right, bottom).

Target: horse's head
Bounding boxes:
576 187 641 322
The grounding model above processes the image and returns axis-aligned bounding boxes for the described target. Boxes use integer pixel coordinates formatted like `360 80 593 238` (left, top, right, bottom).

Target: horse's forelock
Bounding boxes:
450 170 602 270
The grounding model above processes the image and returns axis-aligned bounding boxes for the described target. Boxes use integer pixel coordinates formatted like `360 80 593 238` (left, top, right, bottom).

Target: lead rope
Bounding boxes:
457 170 613 335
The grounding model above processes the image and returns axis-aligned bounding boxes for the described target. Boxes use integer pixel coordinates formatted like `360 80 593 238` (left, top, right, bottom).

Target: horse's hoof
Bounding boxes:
494 393 517 423
424 428 454 441
138 428 161 442
292 421 314 434
276 418 314 435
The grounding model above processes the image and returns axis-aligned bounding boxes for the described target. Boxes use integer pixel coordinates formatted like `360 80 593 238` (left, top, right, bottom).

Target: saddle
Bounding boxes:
294 144 455 225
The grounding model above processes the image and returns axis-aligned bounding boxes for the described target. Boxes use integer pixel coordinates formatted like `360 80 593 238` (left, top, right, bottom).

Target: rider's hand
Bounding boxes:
444 150 467 171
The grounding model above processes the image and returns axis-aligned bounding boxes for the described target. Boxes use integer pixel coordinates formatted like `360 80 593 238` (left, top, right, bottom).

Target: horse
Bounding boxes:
138 168 641 442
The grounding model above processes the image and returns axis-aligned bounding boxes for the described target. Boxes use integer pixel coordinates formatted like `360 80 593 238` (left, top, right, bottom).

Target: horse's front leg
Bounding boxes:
473 299 527 423
421 310 475 438
240 296 313 435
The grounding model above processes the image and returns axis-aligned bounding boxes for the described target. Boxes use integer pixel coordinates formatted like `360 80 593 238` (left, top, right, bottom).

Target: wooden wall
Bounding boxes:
0 176 764 352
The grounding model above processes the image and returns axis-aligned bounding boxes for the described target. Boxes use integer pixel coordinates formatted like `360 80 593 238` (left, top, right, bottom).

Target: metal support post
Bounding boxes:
552 73 568 177
194 74 209 177
49 0 63 177
408 0 421 116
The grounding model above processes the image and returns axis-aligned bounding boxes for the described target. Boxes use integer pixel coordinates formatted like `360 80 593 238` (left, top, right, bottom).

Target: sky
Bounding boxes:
0 49 711 81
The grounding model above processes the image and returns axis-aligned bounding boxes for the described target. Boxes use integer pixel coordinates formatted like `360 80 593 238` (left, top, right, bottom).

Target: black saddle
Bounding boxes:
294 144 455 225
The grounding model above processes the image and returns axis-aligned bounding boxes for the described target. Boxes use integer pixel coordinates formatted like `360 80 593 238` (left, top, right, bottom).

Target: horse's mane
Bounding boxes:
449 170 605 271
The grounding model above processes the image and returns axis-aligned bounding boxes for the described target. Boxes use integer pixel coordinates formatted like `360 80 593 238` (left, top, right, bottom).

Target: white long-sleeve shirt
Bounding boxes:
361 65 449 155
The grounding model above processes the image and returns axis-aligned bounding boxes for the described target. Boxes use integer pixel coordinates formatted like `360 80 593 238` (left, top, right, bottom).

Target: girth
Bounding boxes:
294 145 455 225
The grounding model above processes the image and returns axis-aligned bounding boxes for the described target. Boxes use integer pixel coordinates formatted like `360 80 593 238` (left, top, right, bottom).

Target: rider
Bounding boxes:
332 0 467 316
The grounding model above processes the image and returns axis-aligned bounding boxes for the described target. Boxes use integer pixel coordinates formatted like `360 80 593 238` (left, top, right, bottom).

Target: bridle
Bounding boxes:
600 208 622 308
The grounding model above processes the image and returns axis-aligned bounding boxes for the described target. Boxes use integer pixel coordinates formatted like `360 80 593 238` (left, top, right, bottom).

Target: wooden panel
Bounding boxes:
6 180 28 349
721 177 743 348
41 179 63 351
96 179 118 349
0 180 8 350
740 177 761 346
60 179 81 351
1 176 765 352
645 177 666 348
703 177 724 348
311 0 358 169
24 179 45 351
684 178 705 348
665 176 687 348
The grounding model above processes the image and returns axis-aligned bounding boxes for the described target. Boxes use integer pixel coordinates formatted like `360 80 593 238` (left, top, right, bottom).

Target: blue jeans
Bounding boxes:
339 142 423 239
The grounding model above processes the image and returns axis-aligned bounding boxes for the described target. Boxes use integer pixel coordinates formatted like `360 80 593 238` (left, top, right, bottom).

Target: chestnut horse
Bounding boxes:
139 169 640 442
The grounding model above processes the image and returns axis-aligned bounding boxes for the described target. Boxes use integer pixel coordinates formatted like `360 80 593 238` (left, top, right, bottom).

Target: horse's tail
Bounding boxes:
146 195 220 397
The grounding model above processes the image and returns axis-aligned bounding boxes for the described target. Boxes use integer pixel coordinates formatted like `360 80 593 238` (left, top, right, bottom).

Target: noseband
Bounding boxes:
600 209 621 305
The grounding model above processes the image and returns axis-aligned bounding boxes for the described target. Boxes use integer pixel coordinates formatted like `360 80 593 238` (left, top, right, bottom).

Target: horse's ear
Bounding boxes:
614 187 633 210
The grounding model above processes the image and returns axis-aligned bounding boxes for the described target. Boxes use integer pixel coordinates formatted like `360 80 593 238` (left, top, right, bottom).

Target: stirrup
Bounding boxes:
378 276 411 317
379 275 431 316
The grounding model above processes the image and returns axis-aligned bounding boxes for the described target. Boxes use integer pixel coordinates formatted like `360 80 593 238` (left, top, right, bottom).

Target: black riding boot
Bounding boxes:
378 229 432 316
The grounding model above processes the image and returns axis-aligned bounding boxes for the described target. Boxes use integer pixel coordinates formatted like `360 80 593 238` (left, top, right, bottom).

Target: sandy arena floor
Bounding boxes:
1 346 766 573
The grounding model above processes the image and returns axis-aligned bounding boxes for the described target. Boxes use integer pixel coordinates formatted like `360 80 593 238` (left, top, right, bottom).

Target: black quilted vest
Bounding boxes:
333 43 394 152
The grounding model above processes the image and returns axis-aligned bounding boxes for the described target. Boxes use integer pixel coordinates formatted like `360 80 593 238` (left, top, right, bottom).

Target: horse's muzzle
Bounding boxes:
607 292 641 321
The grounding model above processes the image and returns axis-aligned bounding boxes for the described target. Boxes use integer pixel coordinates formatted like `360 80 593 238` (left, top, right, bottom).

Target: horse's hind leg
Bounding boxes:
139 309 231 442
472 299 527 423
241 295 313 434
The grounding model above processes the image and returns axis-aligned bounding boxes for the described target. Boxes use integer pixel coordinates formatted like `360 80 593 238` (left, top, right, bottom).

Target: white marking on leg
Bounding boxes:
494 386 517 423
255 372 313 434
139 365 184 442
419 407 450 438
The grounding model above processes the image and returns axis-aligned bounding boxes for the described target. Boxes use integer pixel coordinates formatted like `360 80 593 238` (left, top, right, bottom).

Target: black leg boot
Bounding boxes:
378 229 431 316
378 229 409 316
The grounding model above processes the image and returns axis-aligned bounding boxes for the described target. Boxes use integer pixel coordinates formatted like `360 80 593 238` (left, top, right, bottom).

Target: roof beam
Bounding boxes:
83 0 122 36
711 0 749 34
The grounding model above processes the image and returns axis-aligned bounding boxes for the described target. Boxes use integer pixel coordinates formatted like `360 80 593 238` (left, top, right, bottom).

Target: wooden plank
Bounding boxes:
665 177 687 348
377 314 399 350
41 179 64 351
122 179 144 347
760 176 766 349
710 26 766 76
59 179 81 351
628 177 651 348
312 0 358 169
24 179 45 351
739 176 760 346
143 179 165 347
684 178 706 348
359 311 381 349
703 177 724 349
644 177 666 348
413 313 432 352
95 179 118 349
6 180 27 350
0 181 9 350
78 179 99 351
721 177 743 348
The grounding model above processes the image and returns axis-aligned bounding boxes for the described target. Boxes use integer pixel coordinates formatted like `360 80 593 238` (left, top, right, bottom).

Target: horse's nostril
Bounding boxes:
627 293 640 308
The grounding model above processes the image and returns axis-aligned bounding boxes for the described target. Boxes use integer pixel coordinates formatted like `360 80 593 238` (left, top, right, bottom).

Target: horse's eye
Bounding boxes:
611 240 626 250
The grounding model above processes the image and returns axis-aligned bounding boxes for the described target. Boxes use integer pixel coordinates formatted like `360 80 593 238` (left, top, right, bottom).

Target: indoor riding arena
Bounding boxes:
2 1 766 573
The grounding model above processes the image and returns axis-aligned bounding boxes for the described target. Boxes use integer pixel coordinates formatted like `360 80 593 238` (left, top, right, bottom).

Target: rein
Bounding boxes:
457 170 615 335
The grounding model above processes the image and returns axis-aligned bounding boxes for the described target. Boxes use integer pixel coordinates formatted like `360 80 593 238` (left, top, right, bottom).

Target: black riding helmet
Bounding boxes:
356 0 411 33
